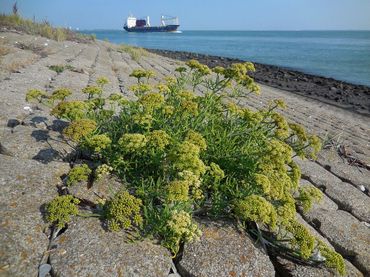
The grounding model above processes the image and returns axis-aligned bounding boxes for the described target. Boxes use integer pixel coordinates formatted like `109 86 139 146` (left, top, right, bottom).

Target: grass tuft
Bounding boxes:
0 13 94 43
117 44 149 62
48 64 64 74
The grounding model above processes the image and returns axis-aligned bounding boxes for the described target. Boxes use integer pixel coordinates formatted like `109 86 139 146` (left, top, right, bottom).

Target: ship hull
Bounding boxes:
124 25 179 33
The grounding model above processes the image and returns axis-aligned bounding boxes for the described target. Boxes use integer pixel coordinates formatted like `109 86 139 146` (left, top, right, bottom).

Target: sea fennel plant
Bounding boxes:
31 63 345 275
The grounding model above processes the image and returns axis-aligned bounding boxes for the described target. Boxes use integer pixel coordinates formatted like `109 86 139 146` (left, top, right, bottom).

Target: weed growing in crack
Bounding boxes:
45 195 80 229
66 164 92 187
117 44 149 62
48 64 64 74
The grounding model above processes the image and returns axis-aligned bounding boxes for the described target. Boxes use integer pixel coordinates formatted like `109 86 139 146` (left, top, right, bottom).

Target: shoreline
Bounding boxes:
148 49 370 116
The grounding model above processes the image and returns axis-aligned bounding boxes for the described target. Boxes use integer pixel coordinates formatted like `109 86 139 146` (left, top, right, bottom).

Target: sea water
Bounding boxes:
81 30 370 87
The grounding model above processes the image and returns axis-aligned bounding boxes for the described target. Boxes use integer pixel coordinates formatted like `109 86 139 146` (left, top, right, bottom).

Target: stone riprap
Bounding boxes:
49 218 173 277
178 220 275 277
0 31 369 276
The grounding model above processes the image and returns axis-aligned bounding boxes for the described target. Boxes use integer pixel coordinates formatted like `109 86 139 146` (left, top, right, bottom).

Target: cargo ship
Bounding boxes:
124 15 180 33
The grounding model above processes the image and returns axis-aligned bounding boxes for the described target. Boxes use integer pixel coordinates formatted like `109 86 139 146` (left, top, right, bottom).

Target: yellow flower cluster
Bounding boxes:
108 93 124 102
50 88 72 102
147 130 171 151
178 90 196 100
242 108 263 124
297 185 323 212
51 100 88 121
173 141 206 177
119 133 147 153
276 194 296 226
104 190 143 231
222 63 257 92
254 173 271 194
165 76 177 88
63 119 97 141
164 210 202 253
185 130 207 151
66 164 92 186
156 84 170 94
162 105 175 116
96 76 109 87
82 85 103 99
26 89 47 103
288 161 301 188
130 84 152 95
167 180 189 202
186 59 211 75
223 63 248 80
261 168 295 200
139 92 164 111
265 139 293 167
46 195 80 229
227 102 244 116
180 100 199 116
178 170 203 200
85 134 111 153
318 241 346 276
234 195 277 229
272 112 290 139
107 93 128 106
308 135 322 159
273 99 287 109
95 164 113 179
213 66 225 75
286 221 315 259
129 69 155 83
132 113 153 128
289 123 308 142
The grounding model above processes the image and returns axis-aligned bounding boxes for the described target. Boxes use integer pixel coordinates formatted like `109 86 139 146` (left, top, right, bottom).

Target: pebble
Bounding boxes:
38 264 51 277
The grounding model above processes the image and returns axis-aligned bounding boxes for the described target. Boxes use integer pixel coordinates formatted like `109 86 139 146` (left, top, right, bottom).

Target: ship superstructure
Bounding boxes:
124 15 179 32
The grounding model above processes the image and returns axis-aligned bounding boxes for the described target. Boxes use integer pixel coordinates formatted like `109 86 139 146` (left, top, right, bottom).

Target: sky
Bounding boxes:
1 0 370 31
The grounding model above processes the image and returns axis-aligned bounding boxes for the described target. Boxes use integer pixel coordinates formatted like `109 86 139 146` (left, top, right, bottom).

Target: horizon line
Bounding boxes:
79 28 370 32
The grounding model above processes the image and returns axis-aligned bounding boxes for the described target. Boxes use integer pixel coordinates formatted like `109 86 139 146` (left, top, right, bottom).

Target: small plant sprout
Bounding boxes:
66 164 92 186
96 76 109 88
46 195 80 229
82 85 103 100
50 88 72 103
129 69 155 84
48 64 65 74
25 89 47 103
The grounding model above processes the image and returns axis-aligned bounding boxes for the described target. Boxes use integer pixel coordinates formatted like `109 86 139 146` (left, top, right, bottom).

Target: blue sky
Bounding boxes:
1 0 370 30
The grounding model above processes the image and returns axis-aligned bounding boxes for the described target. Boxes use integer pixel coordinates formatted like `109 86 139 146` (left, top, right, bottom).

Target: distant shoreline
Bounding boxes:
148 48 370 116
